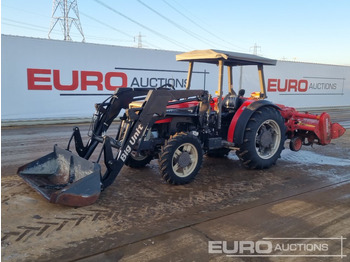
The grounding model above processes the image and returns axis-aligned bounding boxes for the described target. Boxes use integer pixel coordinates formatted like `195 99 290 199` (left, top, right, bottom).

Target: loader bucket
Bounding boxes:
17 145 101 207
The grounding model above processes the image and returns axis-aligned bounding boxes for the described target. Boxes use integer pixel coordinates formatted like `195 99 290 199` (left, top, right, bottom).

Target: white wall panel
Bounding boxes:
2 35 349 121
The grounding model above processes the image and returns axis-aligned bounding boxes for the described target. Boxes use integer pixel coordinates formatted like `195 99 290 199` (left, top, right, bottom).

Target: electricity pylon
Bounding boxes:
250 43 261 55
135 32 145 48
48 0 85 42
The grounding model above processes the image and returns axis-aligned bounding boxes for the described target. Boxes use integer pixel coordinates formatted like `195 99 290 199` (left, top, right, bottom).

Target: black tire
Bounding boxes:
206 148 231 157
125 152 153 168
159 132 203 185
236 106 286 169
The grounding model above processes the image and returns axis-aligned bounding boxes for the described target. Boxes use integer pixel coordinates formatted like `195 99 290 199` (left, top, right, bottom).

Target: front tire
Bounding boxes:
236 106 285 169
159 132 203 185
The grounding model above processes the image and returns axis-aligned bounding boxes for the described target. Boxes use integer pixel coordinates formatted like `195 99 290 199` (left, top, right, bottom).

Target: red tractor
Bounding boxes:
18 50 346 206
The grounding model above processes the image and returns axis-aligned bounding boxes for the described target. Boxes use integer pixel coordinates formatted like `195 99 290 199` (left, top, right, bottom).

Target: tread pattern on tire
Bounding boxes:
236 106 286 169
159 132 203 185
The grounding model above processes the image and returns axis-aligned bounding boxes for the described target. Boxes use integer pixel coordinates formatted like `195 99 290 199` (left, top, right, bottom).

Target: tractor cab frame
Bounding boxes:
177 49 276 126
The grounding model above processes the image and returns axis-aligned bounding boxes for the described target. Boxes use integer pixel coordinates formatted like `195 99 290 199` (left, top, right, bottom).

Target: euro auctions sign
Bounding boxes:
260 60 349 108
208 237 347 258
267 77 344 95
26 68 189 92
27 69 128 91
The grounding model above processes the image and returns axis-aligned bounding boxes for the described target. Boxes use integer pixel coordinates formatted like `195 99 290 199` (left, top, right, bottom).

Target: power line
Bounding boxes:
80 11 134 38
165 0 248 51
162 0 245 51
137 0 216 47
4 0 246 52
143 40 162 50
3 22 84 40
2 22 49 33
83 35 134 43
2 4 51 18
80 11 161 49
3 18 130 43
3 18 49 31
93 0 193 50
4 16 159 49
3 2 162 49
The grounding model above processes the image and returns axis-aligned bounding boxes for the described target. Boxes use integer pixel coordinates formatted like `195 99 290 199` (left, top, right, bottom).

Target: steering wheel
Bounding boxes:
157 83 175 90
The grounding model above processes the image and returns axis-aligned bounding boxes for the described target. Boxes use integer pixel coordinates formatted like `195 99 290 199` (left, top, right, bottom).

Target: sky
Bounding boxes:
1 0 350 65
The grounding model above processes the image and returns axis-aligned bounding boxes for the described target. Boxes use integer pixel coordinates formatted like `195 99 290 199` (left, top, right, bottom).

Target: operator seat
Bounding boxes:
222 89 246 112
222 94 237 111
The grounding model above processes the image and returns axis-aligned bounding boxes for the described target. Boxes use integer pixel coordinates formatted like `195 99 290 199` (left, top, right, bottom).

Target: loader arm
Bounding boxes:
69 88 152 159
100 88 208 189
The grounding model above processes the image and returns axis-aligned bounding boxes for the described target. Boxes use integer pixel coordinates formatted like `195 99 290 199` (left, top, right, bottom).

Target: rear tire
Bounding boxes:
236 106 285 169
159 132 203 185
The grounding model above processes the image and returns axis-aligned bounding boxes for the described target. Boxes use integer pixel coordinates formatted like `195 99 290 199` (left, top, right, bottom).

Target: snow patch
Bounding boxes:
281 149 350 166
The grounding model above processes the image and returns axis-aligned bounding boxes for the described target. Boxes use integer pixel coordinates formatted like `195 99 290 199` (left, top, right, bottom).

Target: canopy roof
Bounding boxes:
176 49 276 66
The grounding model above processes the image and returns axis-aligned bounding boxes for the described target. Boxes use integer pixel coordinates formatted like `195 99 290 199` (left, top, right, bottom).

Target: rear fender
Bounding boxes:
227 100 280 144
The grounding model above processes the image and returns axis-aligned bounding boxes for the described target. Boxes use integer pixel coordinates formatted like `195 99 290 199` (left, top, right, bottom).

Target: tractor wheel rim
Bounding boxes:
172 143 198 177
255 119 281 159
131 152 148 161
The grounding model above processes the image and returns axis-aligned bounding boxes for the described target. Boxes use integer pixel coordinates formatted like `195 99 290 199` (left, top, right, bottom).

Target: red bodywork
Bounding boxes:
227 99 254 143
154 101 199 124
278 105 346 145
156 97 346 147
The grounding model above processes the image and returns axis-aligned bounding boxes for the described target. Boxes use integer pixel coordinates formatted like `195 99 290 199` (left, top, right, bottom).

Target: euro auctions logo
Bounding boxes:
27 69 127 91
267 77 345 95
208 237 347 258
268 79 308 92
27 67 189 92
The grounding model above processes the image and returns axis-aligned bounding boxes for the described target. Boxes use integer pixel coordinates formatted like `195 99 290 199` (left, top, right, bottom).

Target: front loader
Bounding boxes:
18 87 209 206
18 50 346 207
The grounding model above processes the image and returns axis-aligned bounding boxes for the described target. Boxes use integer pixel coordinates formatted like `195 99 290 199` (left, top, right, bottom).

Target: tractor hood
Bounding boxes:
176 49 277 66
